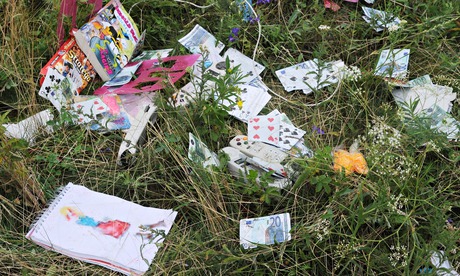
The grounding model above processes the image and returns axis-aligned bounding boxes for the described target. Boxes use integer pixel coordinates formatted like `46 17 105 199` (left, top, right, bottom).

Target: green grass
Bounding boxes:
1 0 460 274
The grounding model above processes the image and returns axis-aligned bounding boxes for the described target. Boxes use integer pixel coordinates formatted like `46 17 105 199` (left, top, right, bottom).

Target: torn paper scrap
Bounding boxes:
178 24 225 77
131 49 173 63
103 62 142 87
3 109 54 145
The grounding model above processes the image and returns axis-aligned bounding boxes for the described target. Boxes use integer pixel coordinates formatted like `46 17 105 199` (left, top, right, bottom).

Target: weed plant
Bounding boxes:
1 0 459 275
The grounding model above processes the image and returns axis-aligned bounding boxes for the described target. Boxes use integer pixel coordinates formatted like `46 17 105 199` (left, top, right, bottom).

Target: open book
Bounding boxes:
74 0 141 81
26 182 177 275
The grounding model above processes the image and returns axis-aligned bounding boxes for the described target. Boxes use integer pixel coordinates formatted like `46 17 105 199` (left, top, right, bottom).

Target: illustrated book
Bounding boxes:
74 0 141 81
40 36 97 95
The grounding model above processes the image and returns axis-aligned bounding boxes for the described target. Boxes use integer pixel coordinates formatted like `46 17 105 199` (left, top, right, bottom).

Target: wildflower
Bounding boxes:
388 194 408 216
388 244 408 267
256 0 271 4
237 98 243 110
312 126 325 135
312 218 330 241
388 24 400 32
248 16 260 24
229 27 240 42
318 25 331 31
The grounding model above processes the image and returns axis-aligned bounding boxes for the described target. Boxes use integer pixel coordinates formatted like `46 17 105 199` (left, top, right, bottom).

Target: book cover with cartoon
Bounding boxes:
74 0 141 81
40 37 97 95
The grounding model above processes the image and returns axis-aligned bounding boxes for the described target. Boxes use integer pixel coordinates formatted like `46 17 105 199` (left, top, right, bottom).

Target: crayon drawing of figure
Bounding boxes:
60 206 130 238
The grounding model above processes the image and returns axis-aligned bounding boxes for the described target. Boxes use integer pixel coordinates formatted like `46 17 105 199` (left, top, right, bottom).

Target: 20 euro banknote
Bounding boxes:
240 213 291 249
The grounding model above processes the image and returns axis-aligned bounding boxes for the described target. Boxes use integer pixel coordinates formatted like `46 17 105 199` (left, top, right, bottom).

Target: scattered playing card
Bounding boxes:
39 68 70 111
223 48 266 84
70 96 109 124
267 110 306 150
218 84 271 122
276 59 342 94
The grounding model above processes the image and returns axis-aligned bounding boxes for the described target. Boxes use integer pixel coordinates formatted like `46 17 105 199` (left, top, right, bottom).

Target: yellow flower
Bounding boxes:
237 98 243 110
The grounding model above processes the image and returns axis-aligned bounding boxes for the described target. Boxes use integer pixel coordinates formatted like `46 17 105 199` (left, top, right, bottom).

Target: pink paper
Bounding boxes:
100 95 121 114
94 54 200 95
57 0 102 45
324 0 340 11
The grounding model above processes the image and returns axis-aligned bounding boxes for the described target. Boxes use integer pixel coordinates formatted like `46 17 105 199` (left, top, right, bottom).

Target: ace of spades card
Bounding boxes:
70 96 109 124
248 115 280 146
39 68 76 111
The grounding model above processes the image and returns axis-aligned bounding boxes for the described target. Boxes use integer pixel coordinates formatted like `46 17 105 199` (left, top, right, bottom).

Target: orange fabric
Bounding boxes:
333 149 368 175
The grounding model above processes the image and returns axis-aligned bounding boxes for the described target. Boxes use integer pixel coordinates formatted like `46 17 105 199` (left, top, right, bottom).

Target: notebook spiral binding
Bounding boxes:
27 183 74 236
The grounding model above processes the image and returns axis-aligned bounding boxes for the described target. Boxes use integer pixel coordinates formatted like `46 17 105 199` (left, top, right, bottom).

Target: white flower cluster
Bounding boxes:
350 87 365 97
370 150 418 180
312 218 331 242
361 119 419 180
389 244 408 267
388 194 408 216
367 119 402 148
388 24 400 32
339 65 362 82
318 25 331 31
333 239 362 271
425 140 441 153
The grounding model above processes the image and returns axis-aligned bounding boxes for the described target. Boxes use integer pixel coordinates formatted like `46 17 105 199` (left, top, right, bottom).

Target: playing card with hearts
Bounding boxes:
248 115 280 146
267 110 306 150
89 95 131 131
70 96 109 124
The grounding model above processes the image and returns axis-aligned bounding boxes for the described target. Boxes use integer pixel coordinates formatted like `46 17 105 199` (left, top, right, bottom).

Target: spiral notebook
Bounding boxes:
26 182 178 276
